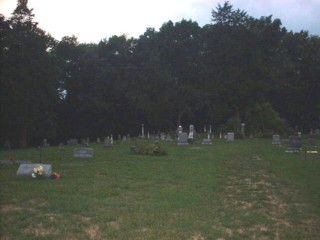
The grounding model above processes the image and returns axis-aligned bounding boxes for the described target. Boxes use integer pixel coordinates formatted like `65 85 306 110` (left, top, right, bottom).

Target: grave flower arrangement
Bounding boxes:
31 165 44 178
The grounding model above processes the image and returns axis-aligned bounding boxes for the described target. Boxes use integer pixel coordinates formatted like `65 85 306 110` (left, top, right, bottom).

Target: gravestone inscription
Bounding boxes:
73 148 94 158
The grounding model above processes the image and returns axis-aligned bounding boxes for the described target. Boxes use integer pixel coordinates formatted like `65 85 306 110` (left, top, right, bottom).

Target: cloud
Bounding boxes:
1 0 319 43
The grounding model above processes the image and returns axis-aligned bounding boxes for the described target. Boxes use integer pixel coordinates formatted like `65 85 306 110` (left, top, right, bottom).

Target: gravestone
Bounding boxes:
226 132 234 142
17 164 52 178
67 138 78 146
43 138 50 147
160 133 166 141
240 123 245 138
272 135 281 146
81 138 89 147
202 133 212 145
286 136 302 153
188 125 195 141
103 137 112 148
166 134 173 142
314 129 320 135
178 132 189 146
73 148 94 158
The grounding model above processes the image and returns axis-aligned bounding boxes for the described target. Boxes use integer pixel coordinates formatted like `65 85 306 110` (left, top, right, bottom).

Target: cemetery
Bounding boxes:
1 0 320 239
1 132 319 239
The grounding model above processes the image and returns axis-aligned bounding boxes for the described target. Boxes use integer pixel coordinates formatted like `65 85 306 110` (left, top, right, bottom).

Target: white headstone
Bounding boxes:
226 132 234 142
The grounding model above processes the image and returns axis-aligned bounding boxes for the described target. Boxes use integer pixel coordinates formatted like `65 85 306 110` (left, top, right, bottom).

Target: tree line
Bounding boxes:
1 1 320 148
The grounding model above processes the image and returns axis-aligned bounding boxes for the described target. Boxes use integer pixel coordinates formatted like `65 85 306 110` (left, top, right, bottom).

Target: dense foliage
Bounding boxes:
1 1 320 147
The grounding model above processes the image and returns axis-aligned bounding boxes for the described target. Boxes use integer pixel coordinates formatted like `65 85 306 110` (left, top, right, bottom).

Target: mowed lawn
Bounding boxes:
0 138 319 239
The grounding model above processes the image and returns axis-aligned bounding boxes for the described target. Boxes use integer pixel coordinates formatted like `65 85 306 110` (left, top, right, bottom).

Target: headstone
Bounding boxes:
160 133 166 141
188 125 195 141
178 125 183 134
67 138 78 146
240 123 245 138
110 134 114 144
103 137 112 148
202 134 212 145
204 125 207 133
314 129 320 135
141 124 145 138
17 164 52 178
272 135 281 146
286 136 302 153
178 132 189 146
81 138 89 147
309 129 314 135
209 125 212 134
122 136 127 142
166 134 173 142
43 138 50 147
226 132 234 142
73 148 94 158
219 133 222 139
97 138 101 143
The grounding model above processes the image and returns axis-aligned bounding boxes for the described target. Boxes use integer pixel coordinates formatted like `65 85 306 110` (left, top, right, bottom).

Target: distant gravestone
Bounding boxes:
178 132 189 146
272 135 281 146
166 134 173 142
226 132 234 142
188 125 195 141
314 129 320 135
67 138 78 146
73 148 93 158
43 138 50 147
103 137 112 148
160 133 166 141
286 136 302 153
17 164 52 178
202 133 212 145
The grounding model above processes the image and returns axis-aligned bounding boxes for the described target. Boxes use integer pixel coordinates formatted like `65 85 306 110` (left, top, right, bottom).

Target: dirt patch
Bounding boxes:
107 221 120 230
214 154 320 238
189 232 205 240
0 204 22 213
22 223 59 236
85 225 100 240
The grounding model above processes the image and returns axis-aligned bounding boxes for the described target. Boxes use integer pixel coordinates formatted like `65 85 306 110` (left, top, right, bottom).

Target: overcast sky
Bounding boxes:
1 0 319 43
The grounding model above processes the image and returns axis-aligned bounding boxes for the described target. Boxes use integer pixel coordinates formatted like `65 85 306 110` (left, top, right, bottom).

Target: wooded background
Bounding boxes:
1 1 319 147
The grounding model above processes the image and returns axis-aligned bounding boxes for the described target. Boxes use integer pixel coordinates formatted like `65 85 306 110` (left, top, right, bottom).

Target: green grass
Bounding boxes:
0 138 319 239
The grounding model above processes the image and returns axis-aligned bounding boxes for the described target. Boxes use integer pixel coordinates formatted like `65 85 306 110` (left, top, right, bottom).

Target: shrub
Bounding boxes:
132 141 167 156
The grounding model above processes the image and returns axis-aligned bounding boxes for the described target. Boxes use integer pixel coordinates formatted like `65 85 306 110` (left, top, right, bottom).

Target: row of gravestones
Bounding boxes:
272 135 318 153
177 125 235 146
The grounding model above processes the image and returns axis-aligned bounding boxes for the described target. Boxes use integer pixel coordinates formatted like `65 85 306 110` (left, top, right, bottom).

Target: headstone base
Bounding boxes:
202 139 212 145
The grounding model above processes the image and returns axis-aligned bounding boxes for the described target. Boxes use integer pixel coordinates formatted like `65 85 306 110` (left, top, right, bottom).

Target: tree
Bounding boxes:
0 0 59 147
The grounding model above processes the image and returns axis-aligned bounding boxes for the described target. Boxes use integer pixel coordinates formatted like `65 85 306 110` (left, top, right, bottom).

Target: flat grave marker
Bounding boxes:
73 148 94 158
17 163 52 178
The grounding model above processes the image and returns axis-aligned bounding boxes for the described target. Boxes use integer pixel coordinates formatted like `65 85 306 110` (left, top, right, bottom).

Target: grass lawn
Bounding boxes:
0 138 319 239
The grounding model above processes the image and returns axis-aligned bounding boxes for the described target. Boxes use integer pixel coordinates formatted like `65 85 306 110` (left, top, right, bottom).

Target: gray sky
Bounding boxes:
1 0 319 43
